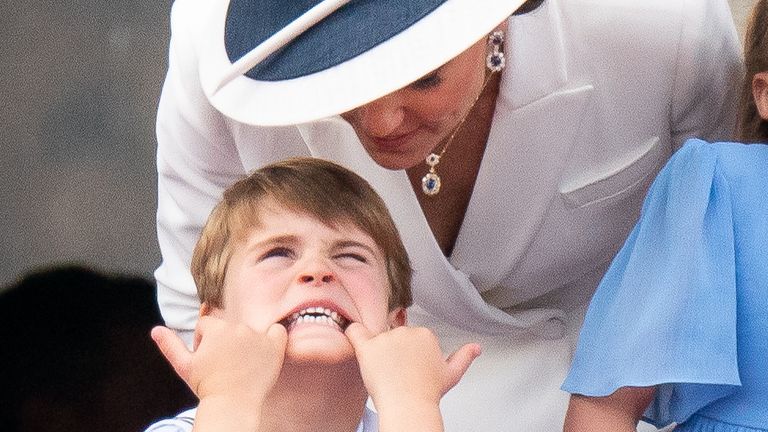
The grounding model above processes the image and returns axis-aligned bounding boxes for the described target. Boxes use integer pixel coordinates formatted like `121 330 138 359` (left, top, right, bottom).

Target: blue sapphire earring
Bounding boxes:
486 30 505 72
421 31 505 197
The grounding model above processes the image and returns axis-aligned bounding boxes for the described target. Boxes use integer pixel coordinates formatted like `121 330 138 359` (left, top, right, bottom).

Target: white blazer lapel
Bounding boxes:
453 84 596 289
452 0 596 290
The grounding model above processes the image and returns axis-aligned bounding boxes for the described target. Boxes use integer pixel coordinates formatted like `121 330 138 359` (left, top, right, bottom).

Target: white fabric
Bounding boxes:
144 407 377 432
154 0 742 430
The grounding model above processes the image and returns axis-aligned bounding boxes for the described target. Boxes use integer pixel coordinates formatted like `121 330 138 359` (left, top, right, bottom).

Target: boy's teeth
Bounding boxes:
285 306 349 330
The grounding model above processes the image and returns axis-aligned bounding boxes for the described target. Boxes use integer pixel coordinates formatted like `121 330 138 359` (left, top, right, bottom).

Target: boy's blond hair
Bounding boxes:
191 157 413 311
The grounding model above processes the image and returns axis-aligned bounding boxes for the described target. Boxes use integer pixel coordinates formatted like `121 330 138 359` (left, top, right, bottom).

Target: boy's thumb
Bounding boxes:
151 326 193 384
344 322 373 348
443 343 482 393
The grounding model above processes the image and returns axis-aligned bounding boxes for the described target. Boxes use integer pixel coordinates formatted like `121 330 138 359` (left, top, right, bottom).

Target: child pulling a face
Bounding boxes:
145 158 481 432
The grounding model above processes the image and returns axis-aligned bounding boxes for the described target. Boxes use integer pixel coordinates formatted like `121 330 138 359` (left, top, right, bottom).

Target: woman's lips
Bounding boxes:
369 131 417 152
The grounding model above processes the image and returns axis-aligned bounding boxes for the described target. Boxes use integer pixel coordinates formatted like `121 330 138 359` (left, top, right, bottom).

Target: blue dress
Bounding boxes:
562 139 768 431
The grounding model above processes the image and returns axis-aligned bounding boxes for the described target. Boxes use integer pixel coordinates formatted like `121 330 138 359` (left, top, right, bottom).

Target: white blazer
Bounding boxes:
154 0 742 429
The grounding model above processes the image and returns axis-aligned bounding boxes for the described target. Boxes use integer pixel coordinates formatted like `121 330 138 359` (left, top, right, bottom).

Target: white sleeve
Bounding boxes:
144 409 196 432
669 0 743 148
154 0 308 334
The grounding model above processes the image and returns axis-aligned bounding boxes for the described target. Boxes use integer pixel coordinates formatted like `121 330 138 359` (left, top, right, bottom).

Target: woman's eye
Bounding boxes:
410 72 442 90
260 247 293 261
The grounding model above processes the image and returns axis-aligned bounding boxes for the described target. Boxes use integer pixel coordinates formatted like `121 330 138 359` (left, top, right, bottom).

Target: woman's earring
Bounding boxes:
419 31 506 197
486 30 505 72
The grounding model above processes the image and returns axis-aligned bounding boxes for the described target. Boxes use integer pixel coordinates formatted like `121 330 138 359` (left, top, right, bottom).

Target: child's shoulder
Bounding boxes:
669 139 768 180
679 138 768 159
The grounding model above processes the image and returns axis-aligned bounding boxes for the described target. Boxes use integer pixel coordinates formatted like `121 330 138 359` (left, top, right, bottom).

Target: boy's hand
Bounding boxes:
345 323 481 407
151 317 288 405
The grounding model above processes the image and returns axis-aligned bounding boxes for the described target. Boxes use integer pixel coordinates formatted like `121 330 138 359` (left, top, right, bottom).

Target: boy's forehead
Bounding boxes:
238 201 382 250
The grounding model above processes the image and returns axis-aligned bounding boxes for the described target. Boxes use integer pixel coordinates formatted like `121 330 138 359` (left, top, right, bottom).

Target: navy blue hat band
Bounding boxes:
202 0 528 126
225 0 447 81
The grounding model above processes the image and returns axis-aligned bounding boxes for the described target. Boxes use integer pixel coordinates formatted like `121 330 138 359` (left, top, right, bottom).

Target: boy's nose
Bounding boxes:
298 273 334 284
297 261 336 285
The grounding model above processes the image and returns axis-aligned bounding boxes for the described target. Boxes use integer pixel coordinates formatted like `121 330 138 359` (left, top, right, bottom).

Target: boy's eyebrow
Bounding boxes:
247 234 298 251
332 240 380 257
246 236 378 257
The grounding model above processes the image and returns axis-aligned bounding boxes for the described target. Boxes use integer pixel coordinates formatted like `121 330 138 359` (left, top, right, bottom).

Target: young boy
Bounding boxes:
146 158 481 432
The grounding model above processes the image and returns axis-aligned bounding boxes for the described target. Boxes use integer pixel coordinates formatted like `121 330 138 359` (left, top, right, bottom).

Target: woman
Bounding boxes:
154 0 742 429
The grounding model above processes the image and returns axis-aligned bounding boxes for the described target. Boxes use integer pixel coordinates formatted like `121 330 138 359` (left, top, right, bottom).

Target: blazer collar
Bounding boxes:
503 0 569 110
451 0 595 290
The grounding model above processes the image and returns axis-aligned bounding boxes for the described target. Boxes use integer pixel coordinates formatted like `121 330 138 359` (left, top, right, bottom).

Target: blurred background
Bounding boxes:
0 0 760 290
1 0 171 288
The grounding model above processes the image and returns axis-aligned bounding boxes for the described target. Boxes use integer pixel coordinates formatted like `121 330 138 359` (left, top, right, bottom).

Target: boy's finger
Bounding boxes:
344 322 374 349
267 323 289 351
193 315 219 350
443 343 482 392
192 319 205 351
151 326 193 383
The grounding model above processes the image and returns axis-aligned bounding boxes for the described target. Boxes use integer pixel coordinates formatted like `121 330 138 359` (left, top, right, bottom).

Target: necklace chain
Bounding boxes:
436 71 493 161
420 30 504 196
421 71 495 196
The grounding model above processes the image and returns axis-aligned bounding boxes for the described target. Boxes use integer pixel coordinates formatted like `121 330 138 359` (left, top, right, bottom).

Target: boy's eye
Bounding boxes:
410 72 442 90
334 252 368 263
260 247 294 261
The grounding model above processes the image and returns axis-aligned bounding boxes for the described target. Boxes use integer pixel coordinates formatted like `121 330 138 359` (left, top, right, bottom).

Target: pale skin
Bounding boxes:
152 206 481 432
564 72 768 432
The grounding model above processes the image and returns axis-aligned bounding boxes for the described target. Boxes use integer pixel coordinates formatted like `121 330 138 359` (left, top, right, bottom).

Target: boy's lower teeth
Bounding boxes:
290 315 342 329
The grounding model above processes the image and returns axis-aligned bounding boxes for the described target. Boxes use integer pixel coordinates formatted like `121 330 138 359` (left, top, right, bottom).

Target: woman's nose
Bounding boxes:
352 94 406 137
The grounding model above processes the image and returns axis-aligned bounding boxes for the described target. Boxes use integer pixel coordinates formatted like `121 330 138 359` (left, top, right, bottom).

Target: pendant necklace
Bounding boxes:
421 30 505 196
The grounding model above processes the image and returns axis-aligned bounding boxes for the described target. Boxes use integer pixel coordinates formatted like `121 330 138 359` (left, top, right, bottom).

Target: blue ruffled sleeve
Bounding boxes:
561 139 740 427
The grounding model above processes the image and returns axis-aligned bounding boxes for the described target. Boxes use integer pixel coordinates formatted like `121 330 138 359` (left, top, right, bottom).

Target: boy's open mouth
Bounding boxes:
279 306 351 331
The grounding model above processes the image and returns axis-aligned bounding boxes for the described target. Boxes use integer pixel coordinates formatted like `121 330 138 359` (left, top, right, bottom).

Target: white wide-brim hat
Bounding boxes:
200 0 530 126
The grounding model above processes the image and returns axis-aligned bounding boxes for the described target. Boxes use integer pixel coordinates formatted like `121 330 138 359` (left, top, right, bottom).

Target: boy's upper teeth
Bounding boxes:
289 306 348 328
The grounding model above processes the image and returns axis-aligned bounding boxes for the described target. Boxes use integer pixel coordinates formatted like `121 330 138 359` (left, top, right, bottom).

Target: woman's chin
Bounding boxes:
366 151 429 171
359 137 436 171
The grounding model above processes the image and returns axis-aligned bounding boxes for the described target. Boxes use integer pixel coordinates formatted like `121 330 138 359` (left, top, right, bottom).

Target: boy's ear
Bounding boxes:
387 307 407 328
199 302 223 318
752 72 768 121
